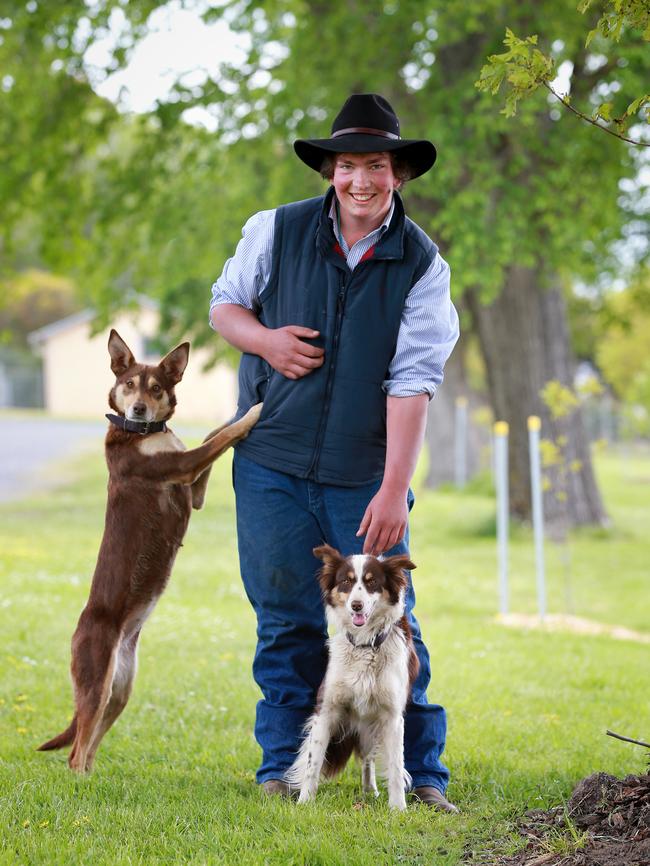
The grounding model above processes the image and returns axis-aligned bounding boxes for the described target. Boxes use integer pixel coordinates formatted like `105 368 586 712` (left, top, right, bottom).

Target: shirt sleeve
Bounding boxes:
209 209 276 327
383 252 460 399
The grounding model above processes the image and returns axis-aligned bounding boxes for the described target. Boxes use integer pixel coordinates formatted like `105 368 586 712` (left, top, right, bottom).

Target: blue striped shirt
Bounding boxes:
210 196 459 398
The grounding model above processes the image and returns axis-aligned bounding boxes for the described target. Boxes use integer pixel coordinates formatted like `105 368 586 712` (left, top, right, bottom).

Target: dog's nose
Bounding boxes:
351 600 363 612
132 402 147 417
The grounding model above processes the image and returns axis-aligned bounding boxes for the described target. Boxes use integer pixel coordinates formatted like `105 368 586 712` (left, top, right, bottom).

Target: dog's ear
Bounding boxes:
313 544 345 593
382 554 416 575
313 544 344 566
108 330 136 377
159 342 190 384
380 554 415 600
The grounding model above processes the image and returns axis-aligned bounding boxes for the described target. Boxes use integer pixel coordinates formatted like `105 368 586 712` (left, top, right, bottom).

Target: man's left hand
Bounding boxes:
356 485 408 555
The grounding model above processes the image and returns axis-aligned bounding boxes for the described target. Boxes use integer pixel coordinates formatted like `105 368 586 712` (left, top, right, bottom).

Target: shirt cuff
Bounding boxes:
382 379 437 399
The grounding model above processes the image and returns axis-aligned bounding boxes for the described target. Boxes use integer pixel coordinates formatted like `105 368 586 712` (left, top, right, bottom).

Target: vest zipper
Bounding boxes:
306 272 349 477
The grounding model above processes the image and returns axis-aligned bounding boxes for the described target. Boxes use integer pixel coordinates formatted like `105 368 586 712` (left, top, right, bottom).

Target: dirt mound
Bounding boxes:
495 771 650 866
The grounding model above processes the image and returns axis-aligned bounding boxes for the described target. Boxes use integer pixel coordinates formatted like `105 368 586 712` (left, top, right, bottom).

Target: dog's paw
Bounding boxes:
297 789 315 805
240 402 263 430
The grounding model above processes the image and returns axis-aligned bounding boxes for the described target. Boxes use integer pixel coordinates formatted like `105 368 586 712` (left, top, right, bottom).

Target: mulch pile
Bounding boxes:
494 771 650 866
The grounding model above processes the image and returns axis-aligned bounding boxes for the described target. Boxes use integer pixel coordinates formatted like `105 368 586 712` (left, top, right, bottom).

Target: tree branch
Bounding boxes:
606 729 650 748
543 82 650 147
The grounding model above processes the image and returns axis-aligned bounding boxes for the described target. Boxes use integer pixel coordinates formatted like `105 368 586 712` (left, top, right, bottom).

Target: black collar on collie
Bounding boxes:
105 413 168 435
346 627 391 650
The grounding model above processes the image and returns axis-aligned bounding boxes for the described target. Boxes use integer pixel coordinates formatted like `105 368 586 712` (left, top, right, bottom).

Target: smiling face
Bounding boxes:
314 545 416 633
331 152 400 237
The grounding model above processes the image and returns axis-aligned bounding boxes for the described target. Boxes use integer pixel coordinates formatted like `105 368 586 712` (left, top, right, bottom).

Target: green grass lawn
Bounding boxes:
1 440 648 865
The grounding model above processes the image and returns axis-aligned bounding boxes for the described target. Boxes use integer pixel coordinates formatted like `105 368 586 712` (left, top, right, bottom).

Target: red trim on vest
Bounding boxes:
333 242 376 261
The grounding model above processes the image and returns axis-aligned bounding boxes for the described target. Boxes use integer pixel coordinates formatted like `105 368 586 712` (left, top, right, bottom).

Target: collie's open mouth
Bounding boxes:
352 612 368 627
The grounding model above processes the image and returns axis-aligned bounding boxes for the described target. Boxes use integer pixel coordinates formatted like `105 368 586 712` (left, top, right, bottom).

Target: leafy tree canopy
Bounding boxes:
594 270 650 402
0 269 79 349
1 0 648 353
476 0 650 144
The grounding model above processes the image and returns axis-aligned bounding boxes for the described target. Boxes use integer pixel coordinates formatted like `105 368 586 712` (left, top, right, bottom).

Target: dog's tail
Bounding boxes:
37 716 77 751
322 732 359 779
285 722 360 788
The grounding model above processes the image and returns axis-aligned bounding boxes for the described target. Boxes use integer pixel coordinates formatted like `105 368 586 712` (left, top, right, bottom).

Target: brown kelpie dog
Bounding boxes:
38 329 261 772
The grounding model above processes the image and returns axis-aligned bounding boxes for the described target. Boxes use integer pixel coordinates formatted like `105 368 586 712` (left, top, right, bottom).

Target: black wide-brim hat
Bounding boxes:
294 93 436 179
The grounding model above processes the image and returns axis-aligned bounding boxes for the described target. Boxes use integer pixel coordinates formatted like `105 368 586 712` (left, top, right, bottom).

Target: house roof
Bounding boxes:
28 296 159 348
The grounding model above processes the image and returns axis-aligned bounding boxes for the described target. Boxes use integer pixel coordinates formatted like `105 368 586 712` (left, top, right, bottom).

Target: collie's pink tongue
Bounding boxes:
352 612 367 627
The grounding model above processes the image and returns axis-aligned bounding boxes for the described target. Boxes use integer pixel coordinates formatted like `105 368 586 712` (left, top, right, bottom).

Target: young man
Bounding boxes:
210 94 460 810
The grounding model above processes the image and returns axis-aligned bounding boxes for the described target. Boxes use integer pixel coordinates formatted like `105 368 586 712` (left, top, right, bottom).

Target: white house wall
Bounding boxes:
40 309 237 423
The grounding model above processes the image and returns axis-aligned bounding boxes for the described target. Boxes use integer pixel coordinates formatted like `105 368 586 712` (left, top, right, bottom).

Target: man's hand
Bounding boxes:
211 306 325 380
356 484 409 555
262 326 325 379
356 393 430 556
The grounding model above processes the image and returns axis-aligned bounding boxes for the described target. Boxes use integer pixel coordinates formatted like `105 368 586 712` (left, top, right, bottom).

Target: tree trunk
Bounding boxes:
424 342 490 487
466 266 608 530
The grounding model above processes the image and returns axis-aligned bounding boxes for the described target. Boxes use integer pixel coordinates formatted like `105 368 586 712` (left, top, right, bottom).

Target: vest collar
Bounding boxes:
105 413 168 435
317 187 406 263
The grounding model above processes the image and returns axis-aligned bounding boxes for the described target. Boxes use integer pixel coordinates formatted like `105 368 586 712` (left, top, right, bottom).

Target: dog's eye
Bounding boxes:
151 384 162 395
126 380 134 389
364 578 377 590
337 579 352 592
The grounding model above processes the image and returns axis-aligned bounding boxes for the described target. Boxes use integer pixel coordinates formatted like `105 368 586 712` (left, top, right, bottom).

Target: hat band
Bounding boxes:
331 126 400 140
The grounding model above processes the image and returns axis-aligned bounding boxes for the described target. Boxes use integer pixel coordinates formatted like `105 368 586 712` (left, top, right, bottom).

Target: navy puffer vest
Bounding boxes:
235 187 437 486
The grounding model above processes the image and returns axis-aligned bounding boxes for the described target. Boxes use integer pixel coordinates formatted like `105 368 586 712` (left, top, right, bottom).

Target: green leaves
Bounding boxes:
477 4 650 143
581 0 650 46
476 29 555 117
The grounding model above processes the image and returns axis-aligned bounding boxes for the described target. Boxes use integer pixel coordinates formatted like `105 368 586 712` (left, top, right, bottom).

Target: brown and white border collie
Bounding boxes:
286 544 419 810
38 329 262 772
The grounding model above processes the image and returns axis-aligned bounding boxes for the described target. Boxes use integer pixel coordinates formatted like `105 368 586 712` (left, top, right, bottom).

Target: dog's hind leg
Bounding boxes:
361 758 379 798
84 628 141 771
358 729 379 798
382 716 408 811
68 615 121 773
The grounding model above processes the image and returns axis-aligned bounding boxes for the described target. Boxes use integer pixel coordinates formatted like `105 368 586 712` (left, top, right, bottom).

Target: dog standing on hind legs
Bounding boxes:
38 329 262 772
286 544 419 810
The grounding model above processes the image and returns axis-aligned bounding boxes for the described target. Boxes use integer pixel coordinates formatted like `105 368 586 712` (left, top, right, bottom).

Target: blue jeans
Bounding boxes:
232 451 450 793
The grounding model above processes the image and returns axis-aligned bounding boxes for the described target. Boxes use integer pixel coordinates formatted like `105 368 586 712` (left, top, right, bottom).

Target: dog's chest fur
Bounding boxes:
99 430 193 603
137 430 186 456
326 630 410 721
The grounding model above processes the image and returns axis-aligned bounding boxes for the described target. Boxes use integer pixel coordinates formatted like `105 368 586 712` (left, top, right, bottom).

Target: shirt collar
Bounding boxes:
328 194 395 253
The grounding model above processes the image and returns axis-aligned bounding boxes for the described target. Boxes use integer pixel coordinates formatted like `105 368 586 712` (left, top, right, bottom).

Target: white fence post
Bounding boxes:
494 421 509 615
455 396 468 489
528 415 547 621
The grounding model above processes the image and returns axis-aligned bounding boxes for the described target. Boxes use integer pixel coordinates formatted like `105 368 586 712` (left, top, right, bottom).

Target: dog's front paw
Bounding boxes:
239 402 263 432
297 789 315 804
388 795 407 811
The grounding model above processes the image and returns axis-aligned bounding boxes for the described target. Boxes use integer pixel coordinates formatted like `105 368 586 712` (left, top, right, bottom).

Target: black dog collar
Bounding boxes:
105 413 168 435
346 627 391 650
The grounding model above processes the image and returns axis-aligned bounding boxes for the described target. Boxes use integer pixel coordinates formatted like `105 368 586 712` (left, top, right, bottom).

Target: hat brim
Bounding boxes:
294 135 437 179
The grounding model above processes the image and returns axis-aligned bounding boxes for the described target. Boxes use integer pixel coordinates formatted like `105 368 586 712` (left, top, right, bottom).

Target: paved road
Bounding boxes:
0 415 105 503
0 414 212 503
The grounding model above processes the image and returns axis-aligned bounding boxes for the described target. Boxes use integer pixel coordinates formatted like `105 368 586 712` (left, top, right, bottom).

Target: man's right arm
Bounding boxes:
211 305 324 380
210 210 324 380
